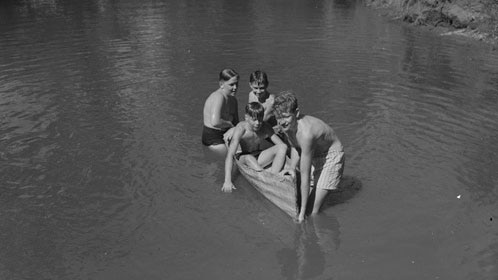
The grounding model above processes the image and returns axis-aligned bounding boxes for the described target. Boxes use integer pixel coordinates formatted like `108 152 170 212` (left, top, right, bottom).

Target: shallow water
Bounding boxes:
1 0 497 279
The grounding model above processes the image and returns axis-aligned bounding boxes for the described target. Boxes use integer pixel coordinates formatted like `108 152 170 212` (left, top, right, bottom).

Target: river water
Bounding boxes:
1 0 497 279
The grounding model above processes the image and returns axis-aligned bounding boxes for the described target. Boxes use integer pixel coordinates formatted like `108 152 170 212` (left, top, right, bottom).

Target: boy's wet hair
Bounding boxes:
219 68 239 81
245 102 264 120
249 70 268 86
274 91 298 116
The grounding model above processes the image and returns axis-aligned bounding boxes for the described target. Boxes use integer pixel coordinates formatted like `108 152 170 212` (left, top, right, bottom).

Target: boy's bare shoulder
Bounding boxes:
268 93 276 103
230 122 248 140
298 115 326 137
207 90 223 103
303 114 320 121
299 115 318 127
235 121 248 129
303 115 329 127
248 92 257 102
238 121 256 134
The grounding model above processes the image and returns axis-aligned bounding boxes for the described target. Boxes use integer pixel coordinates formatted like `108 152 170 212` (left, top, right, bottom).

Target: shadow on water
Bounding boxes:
277 214 341 280
321 175 362 210
305 175 363 214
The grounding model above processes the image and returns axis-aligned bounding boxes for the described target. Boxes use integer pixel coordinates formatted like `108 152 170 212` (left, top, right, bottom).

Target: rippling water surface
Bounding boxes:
1 0 497 279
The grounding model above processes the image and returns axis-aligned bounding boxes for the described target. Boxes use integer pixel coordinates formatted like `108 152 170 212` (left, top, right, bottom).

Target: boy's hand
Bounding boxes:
221 181 236 193
223 128 235 144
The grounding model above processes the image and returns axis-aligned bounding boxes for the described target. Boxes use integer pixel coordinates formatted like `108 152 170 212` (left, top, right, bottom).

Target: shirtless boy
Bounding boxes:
274 91 345 222
248 70 277 127
202 68 240 157
222 102 288 193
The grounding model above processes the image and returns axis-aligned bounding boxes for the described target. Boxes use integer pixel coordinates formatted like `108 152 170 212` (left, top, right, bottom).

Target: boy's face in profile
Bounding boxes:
249 82 267 98
221 77 239 96
245 114 263 131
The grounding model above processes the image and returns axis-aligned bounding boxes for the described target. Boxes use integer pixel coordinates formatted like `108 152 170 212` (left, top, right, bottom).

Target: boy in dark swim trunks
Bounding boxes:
222 102 288 193
202 68 240 157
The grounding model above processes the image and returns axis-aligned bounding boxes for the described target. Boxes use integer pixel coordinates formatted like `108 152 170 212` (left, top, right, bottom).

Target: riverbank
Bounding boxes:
365 0 498 46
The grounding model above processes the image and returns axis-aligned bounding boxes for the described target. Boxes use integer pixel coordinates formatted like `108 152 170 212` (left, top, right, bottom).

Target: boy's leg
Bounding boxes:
207 144 228 158
258 144 287 173
270 144 287 173
240 154 263 171
311 189 329 214
311 149 345 214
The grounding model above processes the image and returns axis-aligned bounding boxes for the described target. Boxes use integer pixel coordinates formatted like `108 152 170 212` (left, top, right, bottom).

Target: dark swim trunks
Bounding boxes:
201 126 228 146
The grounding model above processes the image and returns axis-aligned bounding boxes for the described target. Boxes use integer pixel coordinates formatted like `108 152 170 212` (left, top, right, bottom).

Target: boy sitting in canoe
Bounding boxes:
222 102 288 193
274 91 345 222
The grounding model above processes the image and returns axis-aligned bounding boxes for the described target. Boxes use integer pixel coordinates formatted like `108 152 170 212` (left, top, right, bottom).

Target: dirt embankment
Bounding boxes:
365 0 498 45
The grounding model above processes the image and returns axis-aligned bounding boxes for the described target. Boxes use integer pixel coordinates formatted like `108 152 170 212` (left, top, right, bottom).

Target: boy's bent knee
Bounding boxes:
241 155 263 170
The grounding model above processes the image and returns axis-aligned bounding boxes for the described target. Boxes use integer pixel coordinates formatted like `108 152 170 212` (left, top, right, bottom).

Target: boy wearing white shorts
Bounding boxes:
274 91 345 222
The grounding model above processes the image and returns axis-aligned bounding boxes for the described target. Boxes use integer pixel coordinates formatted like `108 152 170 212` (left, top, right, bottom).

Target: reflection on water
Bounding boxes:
278 215 340 280
276 178 359 280
1 0 497 279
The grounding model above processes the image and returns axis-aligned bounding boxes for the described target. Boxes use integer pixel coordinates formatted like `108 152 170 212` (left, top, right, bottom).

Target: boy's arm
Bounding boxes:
279 146 298 179
263 123 283 146
223 127 235 144
222 126 244 193
289 147 300 170
297 135 313 223
269 133 285 146
265 94 276 121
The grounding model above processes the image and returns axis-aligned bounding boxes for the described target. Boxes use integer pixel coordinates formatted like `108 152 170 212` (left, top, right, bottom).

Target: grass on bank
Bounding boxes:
365 0 498 42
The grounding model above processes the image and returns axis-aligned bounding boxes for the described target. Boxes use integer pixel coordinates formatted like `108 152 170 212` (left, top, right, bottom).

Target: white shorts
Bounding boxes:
312 148 345 190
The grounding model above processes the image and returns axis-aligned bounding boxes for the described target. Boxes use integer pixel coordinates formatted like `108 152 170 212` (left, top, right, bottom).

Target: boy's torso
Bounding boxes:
239 123 271 153
204 92 237 128
286 115 342 157
220 95 237 124
249 92 275 119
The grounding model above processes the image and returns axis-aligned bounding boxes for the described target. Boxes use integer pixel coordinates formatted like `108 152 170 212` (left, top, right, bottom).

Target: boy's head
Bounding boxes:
219 68 239 95
274 91 298 117
245 102 264 130
249 71 269 97
249 70 268 86
274 91 299 132
219 68 239 82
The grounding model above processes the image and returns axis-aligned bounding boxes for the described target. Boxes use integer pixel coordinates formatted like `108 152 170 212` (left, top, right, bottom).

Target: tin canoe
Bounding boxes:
235 158 300 218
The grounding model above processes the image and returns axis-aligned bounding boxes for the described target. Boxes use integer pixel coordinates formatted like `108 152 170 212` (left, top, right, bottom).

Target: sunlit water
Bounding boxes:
1 0 497 279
